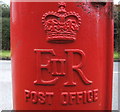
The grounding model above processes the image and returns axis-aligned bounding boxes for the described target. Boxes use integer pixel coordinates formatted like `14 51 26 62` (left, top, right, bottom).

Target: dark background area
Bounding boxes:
114 5 120 53
1 3 10 50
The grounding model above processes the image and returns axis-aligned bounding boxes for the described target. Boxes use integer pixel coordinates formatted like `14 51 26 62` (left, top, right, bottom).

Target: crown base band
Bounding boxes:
47 36 76 44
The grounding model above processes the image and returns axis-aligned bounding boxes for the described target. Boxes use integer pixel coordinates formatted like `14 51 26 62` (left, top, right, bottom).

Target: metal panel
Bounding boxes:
11 2 114 110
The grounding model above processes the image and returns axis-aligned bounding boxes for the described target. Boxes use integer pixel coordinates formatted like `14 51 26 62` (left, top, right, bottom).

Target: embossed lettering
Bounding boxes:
24 89 98 105
31 91 38 104
34 49 93 87
38 92 45 104
34 49 58 86
61 92 69 105
76 92 83 104
83 91 87 104
25 90 30 102
64 49 92 86
87 90 93 103
46 92 54 105
93 89 98 102
51 59 66 76
60 89 99 105
69 92 76 104
25 90 54 105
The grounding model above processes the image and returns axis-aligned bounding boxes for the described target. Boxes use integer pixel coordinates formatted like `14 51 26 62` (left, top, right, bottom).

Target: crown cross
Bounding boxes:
58 2 66 13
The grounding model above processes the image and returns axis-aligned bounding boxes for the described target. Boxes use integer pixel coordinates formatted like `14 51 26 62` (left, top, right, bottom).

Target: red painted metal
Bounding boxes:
11 2 114 110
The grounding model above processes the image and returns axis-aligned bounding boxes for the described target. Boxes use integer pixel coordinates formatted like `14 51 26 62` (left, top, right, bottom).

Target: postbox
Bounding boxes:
11 1 114 110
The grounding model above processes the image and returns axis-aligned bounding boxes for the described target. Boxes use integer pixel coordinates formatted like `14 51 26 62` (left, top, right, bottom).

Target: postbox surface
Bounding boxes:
11 1 113 110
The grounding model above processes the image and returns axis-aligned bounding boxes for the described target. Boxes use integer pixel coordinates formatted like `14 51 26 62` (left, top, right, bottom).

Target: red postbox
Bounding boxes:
11 1 114 110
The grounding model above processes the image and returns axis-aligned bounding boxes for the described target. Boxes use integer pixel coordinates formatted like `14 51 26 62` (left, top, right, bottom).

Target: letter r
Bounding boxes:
64 49 92 86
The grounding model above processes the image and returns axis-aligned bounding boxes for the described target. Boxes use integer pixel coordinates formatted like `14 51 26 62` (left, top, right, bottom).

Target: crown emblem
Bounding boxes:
42 2 81 43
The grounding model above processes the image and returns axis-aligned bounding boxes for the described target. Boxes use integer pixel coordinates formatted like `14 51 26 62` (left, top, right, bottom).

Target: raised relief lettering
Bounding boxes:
61 92 69 105
38 92 45 104
34 49 58 86
34 49 92 87
25 2 98 106
25 90 31 102
51 59 66 76
61 89 99 105
25 90 54 105
64 49 92 86
25 89 99 105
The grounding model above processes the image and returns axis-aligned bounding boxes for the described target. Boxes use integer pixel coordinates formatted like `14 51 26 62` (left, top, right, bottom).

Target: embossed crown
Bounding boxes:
42 2 81 43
